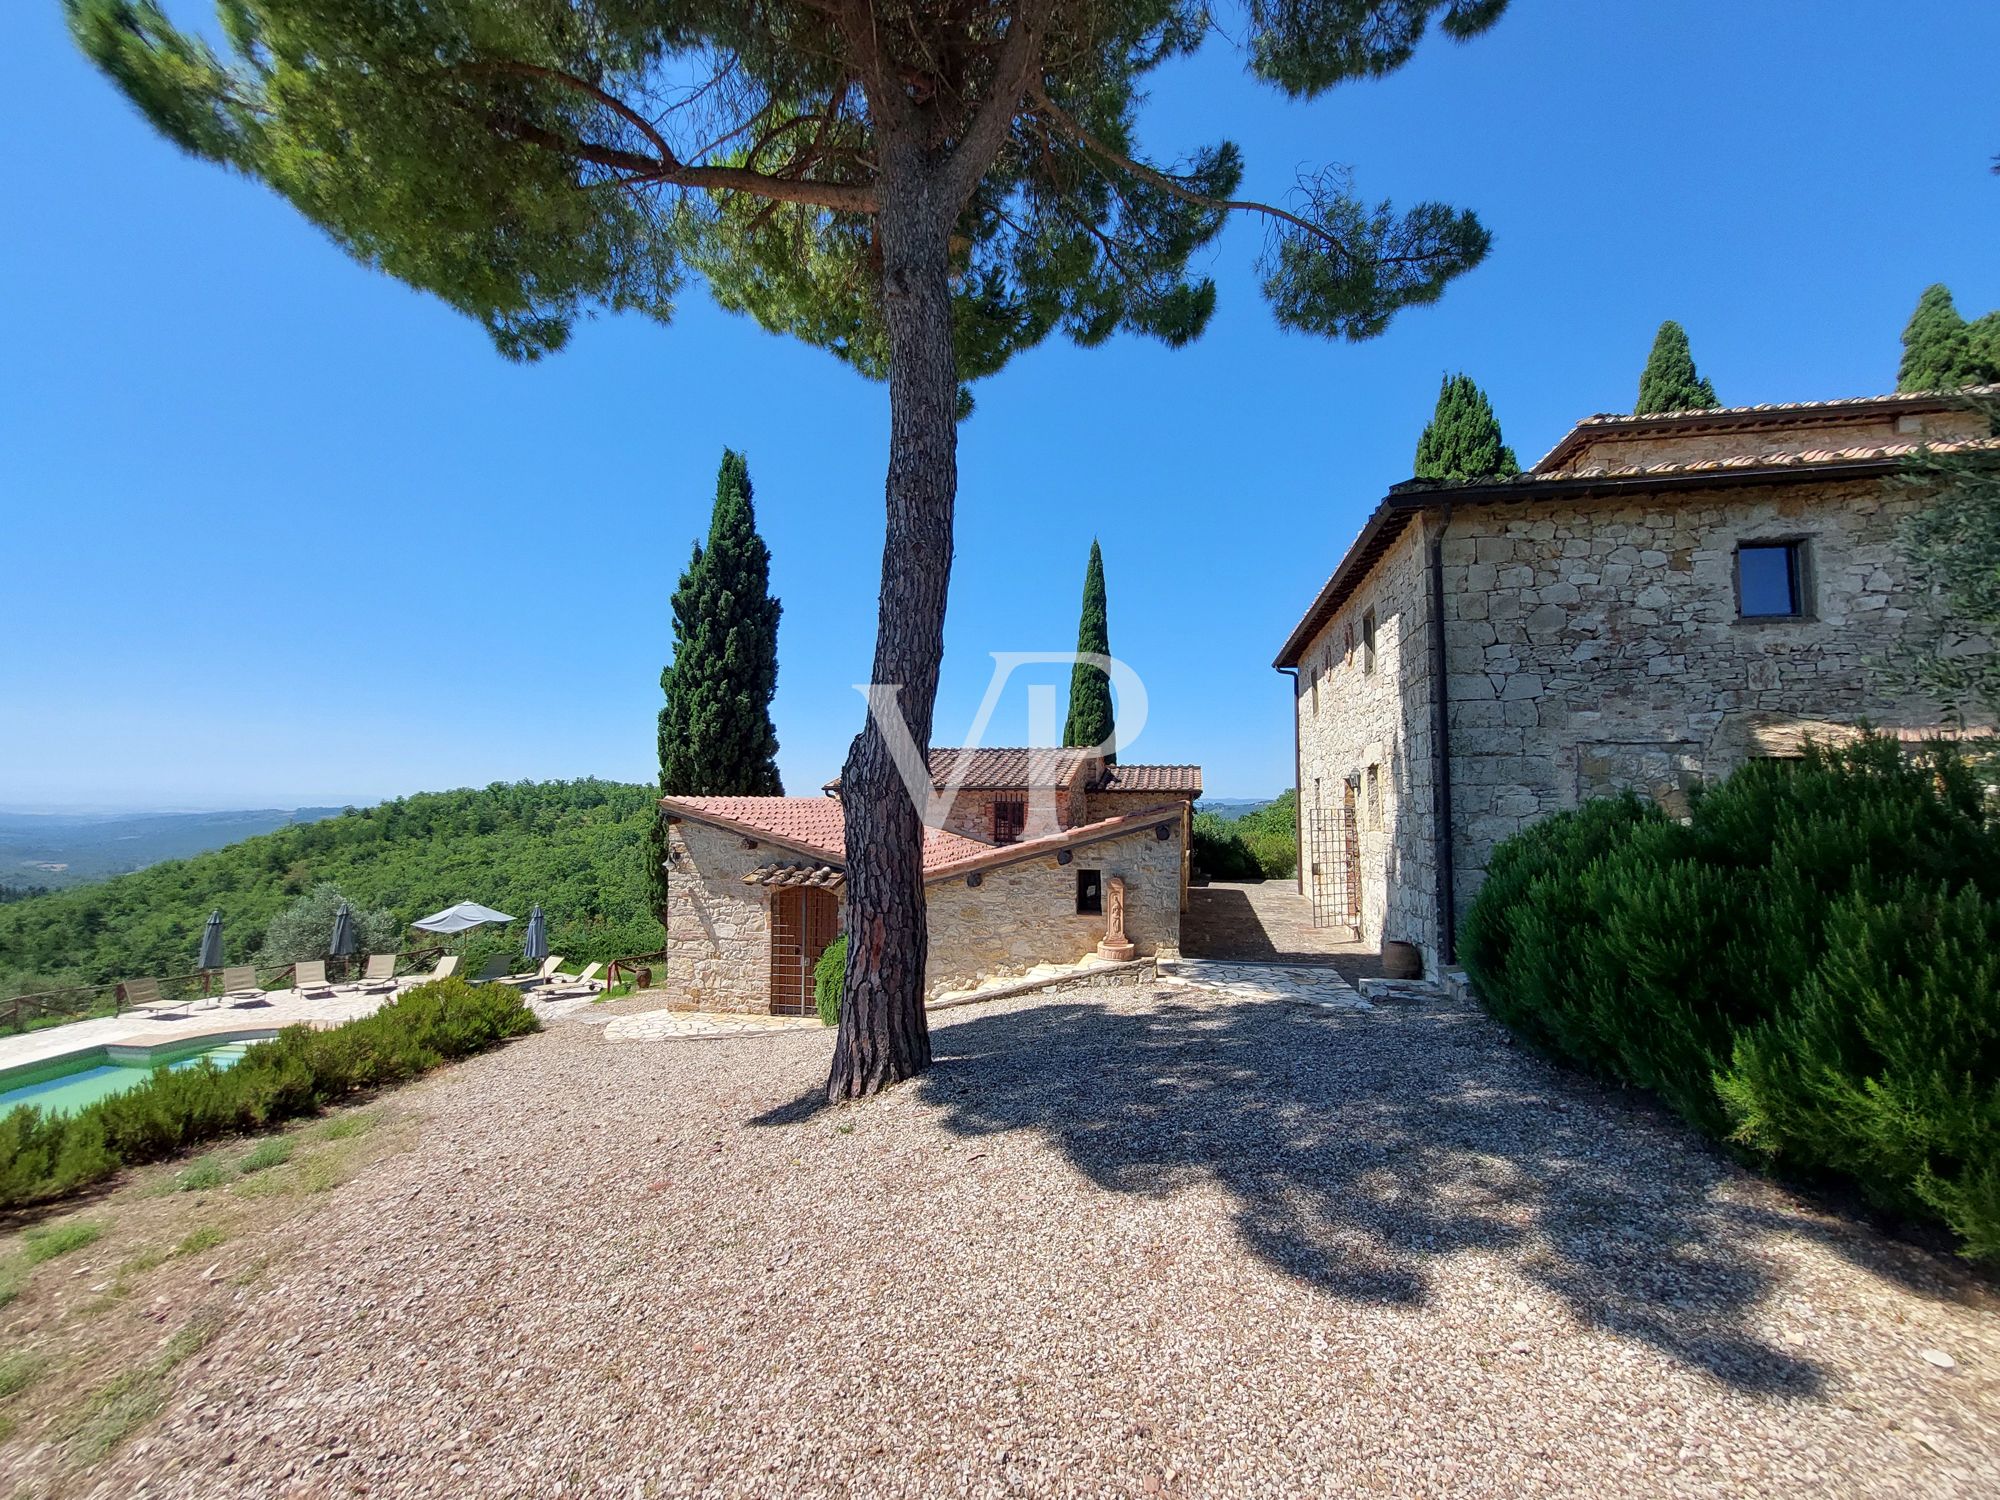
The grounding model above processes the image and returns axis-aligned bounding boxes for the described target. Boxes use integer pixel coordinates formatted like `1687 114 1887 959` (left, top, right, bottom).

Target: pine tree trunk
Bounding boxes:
827 146 957 1102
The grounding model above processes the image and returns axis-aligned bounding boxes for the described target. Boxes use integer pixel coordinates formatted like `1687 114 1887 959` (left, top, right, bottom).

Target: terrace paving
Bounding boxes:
0 987 396 1074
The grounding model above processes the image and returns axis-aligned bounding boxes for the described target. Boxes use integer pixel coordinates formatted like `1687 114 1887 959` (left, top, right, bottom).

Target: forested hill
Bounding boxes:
0 780 660 995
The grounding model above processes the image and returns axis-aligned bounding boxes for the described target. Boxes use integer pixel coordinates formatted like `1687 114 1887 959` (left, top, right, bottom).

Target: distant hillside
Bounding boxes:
0 781 660 995
0 807 345 889
1196 798 1277 819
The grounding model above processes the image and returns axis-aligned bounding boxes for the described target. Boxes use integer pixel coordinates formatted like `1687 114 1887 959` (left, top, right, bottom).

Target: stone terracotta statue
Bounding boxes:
1097 875 1136 962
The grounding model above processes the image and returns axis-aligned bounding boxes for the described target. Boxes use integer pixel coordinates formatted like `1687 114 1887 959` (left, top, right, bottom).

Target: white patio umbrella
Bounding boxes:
412 902 517 967
412 901 516 936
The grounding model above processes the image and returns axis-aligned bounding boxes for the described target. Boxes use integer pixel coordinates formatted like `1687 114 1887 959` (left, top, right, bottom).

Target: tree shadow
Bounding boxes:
898 991 1840 1396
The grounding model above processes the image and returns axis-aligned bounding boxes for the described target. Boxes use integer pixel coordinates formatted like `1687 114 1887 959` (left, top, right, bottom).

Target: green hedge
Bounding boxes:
1192 794 1298 882
813 934 846 1028
1460 734 2000 1261
0 977 539 1208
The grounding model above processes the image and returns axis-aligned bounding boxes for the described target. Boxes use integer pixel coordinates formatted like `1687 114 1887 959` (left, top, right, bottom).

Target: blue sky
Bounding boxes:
3 3 1996 810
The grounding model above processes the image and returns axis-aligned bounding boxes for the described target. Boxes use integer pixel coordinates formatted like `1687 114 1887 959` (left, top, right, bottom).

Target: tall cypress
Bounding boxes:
1413 373 1520 481
647 450 783 924
1635 320 1720 414
1063 540 1116 762
1897 284 2000 391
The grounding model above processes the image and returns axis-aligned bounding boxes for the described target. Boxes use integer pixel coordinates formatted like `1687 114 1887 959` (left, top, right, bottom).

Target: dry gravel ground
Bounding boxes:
27 980 2000 1498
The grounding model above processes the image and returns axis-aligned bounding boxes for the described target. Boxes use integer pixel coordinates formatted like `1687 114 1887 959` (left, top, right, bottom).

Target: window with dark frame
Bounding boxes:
1737 542 1807 618
991 796 1026 845
1075 869 1102 915
1361 609 1377 673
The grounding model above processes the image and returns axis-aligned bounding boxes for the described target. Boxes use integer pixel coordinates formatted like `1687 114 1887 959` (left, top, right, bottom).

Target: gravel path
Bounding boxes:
90 980 1997 1498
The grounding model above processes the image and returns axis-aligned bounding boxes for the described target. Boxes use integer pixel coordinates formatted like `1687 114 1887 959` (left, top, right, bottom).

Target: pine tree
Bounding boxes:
647 450 782 924
73 0 1508 1100
1412 373 1520 481
1898 284 2000 390
1635 321 1720 414
1063 540 1115 761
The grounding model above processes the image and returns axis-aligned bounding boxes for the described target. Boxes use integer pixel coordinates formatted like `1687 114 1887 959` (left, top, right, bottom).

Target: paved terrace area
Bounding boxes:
1183 878 1386 984
0 988 399 1073
60 968 2000 1498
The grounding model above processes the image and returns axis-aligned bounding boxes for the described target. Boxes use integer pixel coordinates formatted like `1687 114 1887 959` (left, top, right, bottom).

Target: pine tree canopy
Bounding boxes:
1063 539 1115 761
1634 320 1720 414
1898 284 2000 392
1412 372 1519 480
658 450 784 798
68 0 1514 1096
68 0 1503 378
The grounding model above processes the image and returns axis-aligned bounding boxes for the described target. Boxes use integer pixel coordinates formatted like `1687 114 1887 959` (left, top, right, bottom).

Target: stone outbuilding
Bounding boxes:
1274 387 1998 976
658 748 1199 1012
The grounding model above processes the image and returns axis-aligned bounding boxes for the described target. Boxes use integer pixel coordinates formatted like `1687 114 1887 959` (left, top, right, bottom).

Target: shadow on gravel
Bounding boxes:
894 992 1845 1397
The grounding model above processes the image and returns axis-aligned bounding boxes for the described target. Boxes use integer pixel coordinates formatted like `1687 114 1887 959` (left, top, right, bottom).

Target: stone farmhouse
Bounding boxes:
658 748 1200 1013
1275 387 1998 977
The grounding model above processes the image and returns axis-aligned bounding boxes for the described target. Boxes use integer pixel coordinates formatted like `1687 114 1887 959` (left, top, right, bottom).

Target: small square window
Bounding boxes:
1075 869 1102 915
1361 610 1378 673
992 797 1025 845
1738 542 1806 618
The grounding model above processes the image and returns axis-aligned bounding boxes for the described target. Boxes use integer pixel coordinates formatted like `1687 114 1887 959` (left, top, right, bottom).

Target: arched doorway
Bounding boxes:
770 886 840 1015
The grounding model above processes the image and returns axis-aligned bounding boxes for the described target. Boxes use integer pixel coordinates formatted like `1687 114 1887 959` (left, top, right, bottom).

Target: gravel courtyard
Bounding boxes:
85 978 1998 1498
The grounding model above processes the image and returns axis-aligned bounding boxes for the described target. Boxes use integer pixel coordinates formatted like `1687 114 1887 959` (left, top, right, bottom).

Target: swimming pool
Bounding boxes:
0 1032 277 1117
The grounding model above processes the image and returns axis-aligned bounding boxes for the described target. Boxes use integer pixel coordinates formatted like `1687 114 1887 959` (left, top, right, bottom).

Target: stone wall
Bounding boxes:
1293 517 1442 963
661 821 774 1013
937 787 1073 843
924 820 1183 998
1435 476 1972 918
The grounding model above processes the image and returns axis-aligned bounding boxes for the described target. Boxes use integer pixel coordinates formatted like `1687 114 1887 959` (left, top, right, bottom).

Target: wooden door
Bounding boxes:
770 887 841 1015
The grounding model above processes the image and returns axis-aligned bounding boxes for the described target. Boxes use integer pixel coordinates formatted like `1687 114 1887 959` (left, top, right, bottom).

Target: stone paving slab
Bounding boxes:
1158 957 1374 1012
603 1009 827 1042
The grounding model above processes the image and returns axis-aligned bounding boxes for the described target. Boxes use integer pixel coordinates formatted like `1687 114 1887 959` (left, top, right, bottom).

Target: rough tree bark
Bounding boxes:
827 135 959 1100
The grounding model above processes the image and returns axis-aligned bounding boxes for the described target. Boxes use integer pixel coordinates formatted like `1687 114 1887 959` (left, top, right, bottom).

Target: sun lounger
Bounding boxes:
341 954 399 995
399 954 458 987
472 955 511 983
120 976 188 1017
220 965 267 1005
293 960 339 999
500 956 565 989
536 962 604 999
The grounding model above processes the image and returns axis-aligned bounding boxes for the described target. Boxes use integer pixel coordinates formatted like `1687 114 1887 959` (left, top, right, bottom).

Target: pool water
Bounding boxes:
0 1037 270 1117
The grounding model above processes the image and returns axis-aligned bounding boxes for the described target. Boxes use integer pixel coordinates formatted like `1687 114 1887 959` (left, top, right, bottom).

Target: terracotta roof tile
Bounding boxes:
660 795 1186 880
1531 385 1998 472
1093 763 1202 794
660 795 990 870
1484 435 2000 486
822 748 1202 796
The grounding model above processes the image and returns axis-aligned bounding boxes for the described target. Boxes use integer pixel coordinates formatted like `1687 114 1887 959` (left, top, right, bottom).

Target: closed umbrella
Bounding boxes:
198 910 225 971
330 901 358 959
523 905 548 964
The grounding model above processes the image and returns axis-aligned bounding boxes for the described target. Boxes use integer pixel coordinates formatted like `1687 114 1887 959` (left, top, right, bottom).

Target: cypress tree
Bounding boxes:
1897 284 2000 390
1063 540 1116 763
647 450 783 924
1413 373 1520 481
1635 321 1720 414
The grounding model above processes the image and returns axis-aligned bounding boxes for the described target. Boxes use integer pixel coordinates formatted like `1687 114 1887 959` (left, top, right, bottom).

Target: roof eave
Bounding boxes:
920 803 1188 885
657 797 844 867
